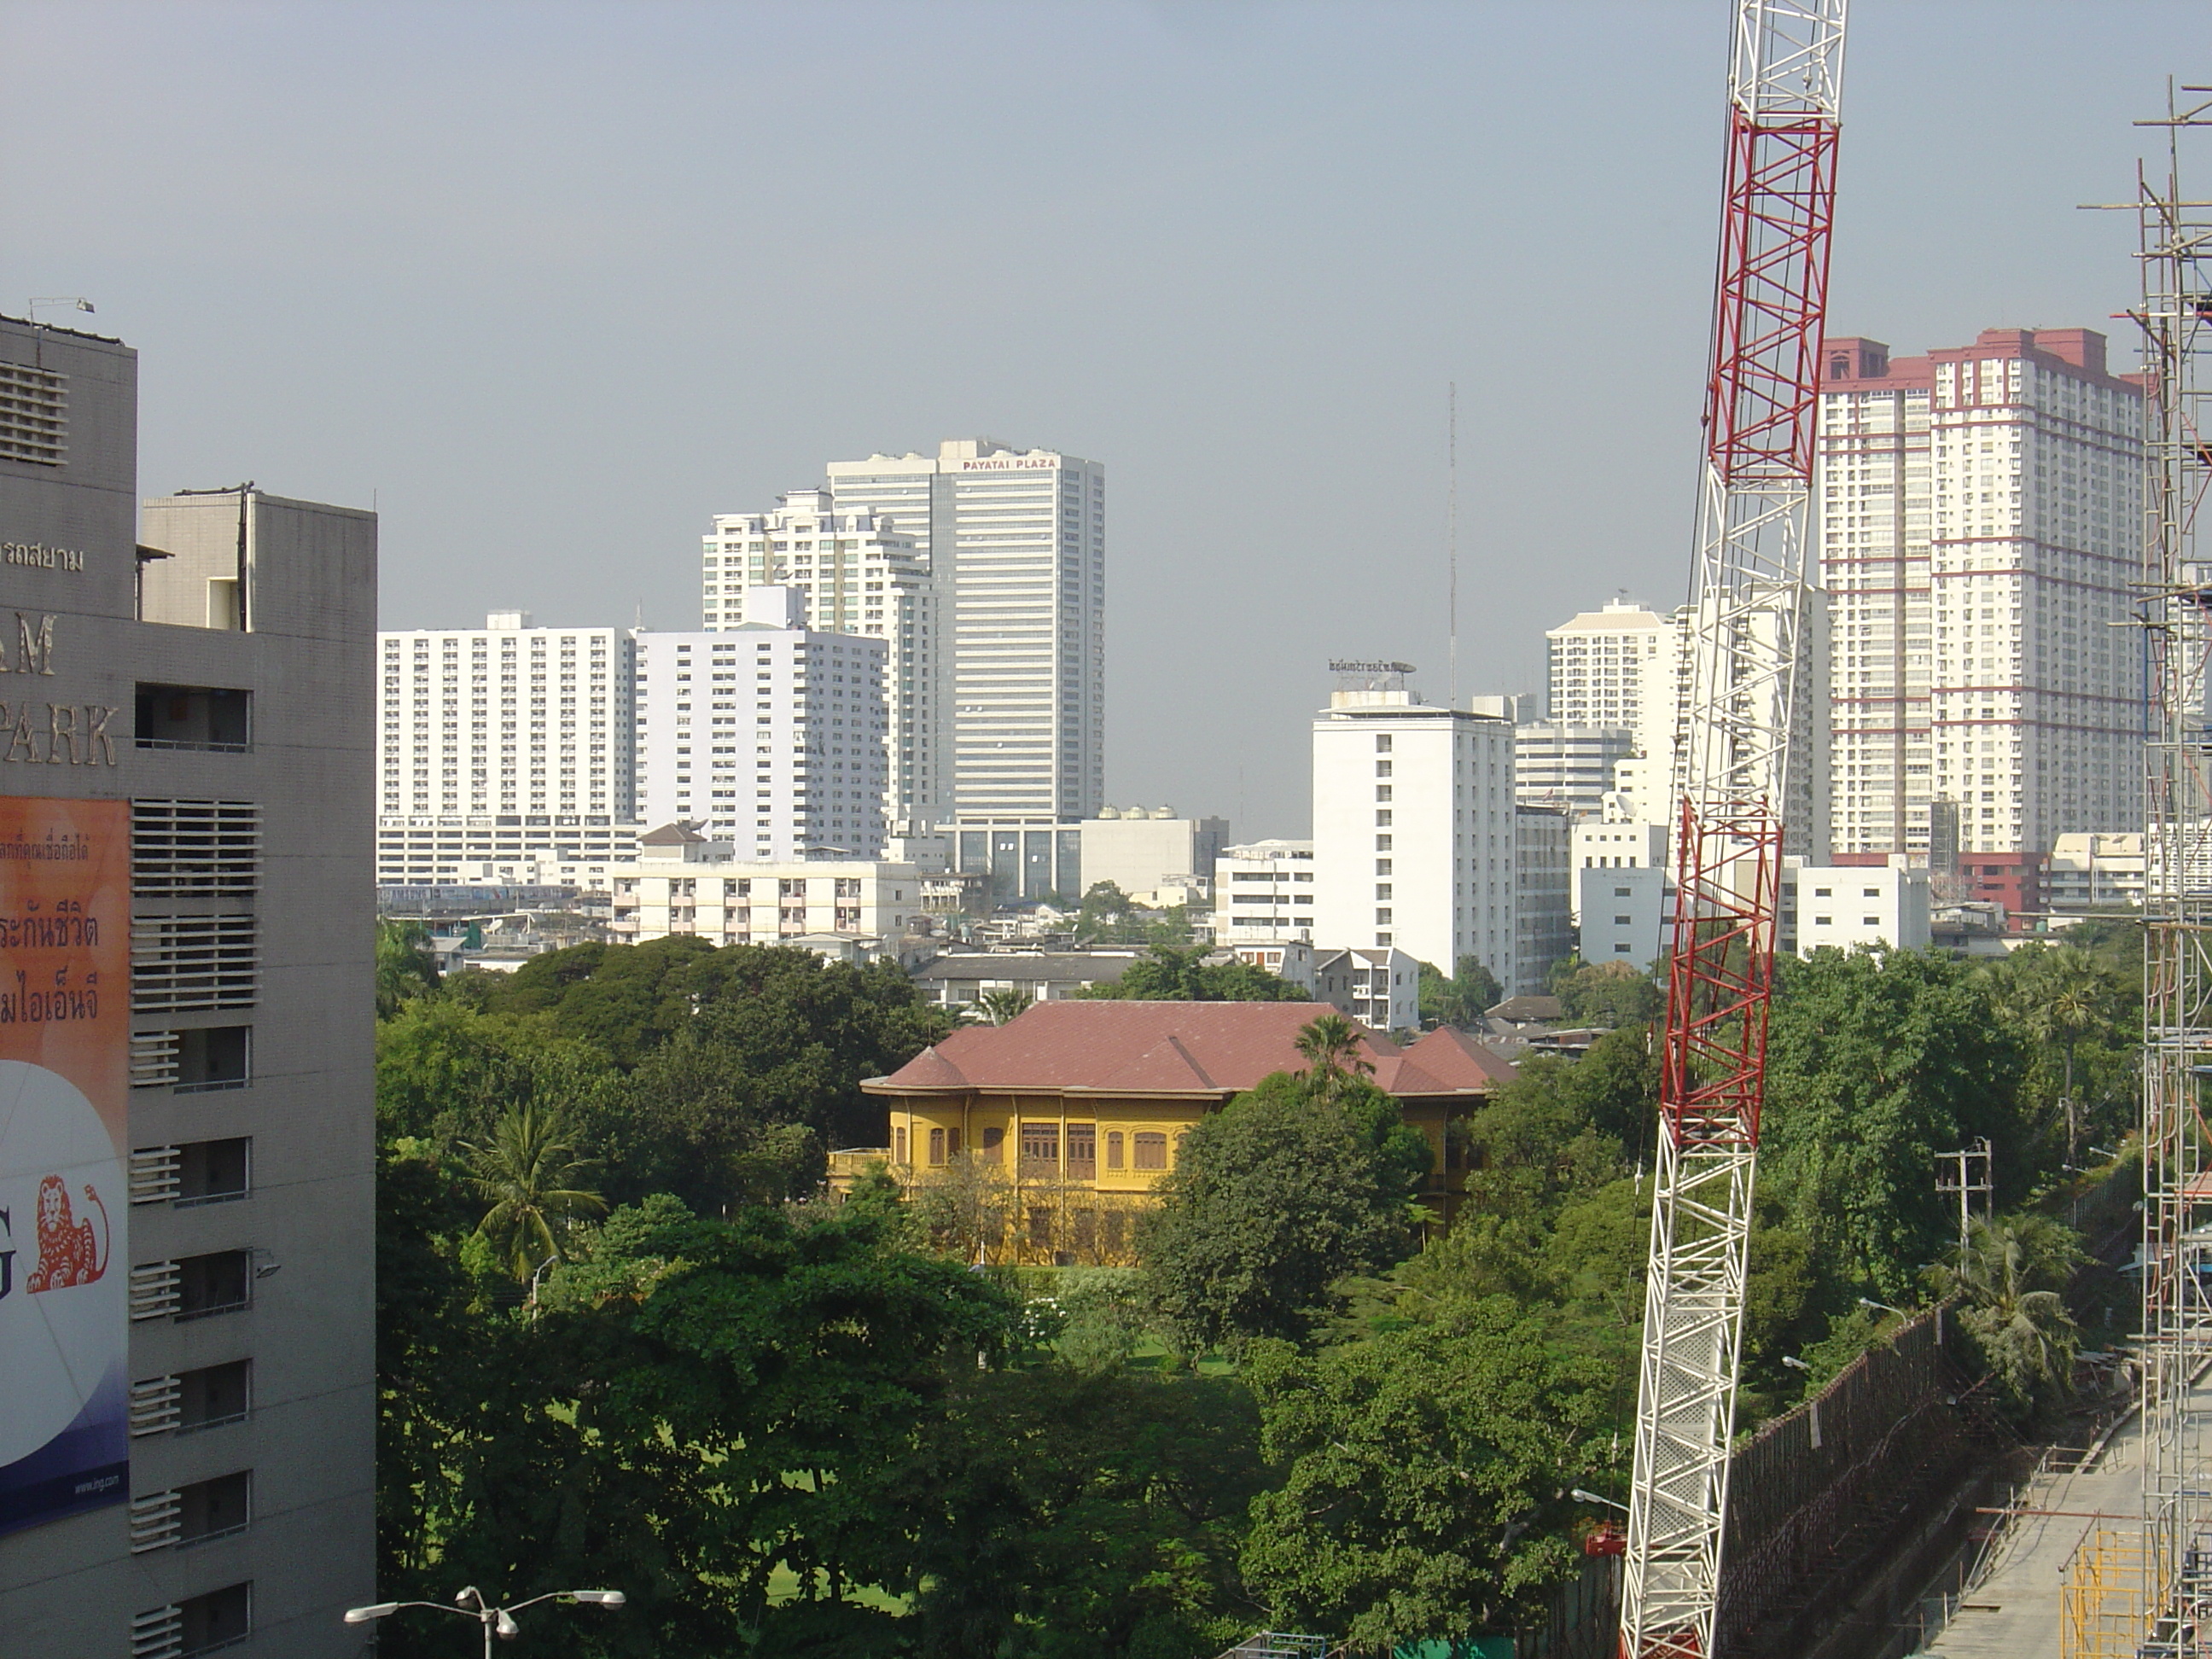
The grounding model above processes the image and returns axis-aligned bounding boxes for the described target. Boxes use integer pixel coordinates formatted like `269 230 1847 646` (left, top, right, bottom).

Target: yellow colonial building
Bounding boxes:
854 999 1512 1265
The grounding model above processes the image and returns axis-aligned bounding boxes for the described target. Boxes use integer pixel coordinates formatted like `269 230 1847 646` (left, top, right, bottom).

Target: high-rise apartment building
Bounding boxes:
700 491 944 826
635 590 890 857
1511 722 1638 819
377 612 635 821
1819 329 2145 859
1547 600 1674 757
0 317 375 1654
827 439 1105 822
1311 671 1517 989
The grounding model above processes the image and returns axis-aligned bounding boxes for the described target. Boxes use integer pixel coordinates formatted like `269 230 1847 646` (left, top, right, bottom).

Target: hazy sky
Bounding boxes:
2 1 2190 834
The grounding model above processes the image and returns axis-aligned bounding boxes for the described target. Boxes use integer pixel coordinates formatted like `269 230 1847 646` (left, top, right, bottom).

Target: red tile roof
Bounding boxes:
865 1000 1501 1099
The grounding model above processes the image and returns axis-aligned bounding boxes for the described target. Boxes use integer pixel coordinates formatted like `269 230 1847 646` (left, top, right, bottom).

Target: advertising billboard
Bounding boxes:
0 798 129 1536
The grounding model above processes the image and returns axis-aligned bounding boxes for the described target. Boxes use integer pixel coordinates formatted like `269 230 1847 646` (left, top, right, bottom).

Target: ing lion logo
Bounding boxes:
26 1174 108 1293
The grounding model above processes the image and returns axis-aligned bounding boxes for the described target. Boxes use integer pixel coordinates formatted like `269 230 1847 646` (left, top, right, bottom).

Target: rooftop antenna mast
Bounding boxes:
1621 3 1847 1655
1449 381 1460 706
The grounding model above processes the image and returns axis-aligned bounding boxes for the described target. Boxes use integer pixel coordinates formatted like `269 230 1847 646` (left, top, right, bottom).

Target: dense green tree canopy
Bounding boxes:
1762 947 2030 1301
1139 1071 1430 1353
1417 955 1505 1029
1074 945 1307 1004
1240 1297 1611 1648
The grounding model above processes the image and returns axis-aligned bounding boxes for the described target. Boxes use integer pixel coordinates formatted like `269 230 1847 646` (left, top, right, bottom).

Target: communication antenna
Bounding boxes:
1448 381 1459 705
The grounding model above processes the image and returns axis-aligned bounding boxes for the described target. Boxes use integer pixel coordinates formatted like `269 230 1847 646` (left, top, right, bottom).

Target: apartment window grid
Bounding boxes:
0 361 67 465
1819 331 2142 859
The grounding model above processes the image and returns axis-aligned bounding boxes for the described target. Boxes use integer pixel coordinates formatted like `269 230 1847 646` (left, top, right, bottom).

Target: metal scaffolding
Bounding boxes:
2132 83 2212 1659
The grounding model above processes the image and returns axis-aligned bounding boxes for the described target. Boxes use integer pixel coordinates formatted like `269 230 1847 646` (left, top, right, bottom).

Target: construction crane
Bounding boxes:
1619 5 1848 1656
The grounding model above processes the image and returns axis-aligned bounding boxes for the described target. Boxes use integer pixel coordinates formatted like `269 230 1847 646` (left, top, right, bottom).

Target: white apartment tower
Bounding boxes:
1819 329 2145 859
1547 600 1674 750
700 492 944 827
377 613 636 822
1311 671 1517 991
826 439 1105 821
636 590 889 857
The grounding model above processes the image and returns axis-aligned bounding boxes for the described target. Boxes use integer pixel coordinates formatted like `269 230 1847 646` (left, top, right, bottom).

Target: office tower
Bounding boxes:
700 491 944 827
1819 329 2145 860
1310 667 1517 989
1514 805 1573 995
0 316 375 1653
827 439 1105 821
636 590 889 857
377 612 634 823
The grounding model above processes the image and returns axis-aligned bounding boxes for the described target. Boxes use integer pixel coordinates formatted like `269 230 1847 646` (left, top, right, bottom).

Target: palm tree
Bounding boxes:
969 987 1035 1027
2005 946 2123 1163
375 920 440 1018
1295 1013 1375 1097
1933 1214 2080 1413
459 1105 608 1280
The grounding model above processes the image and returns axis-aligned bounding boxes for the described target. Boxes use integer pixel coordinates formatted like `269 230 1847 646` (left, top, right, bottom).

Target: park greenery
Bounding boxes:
372 923 2141 1655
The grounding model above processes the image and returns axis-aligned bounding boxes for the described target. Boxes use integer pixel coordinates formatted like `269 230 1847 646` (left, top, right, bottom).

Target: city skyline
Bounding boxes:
1 1 2180 835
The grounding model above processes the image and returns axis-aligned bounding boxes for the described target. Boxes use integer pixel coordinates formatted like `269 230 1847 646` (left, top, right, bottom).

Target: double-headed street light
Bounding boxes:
345 1585 625 1654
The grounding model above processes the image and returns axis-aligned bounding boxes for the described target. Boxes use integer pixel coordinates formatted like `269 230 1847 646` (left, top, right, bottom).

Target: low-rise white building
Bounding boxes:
1570 818 1669 923
375 818 641 886
1315 946 1421 1034
1214 839 1317 942
635 588 890 858
2046 831 2145 916
1079 807 1230 899
1779 863 1931 957
1577 864 1669 970
608 828 919 946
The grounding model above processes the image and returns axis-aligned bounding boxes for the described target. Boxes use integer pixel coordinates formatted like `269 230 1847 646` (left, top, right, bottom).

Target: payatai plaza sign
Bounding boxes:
0 616 122 768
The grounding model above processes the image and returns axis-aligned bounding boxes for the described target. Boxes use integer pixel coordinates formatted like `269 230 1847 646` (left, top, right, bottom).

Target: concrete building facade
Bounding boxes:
1818 329 2145 860
1077 809 1228 902
1577 864 1669 970
0 317 375 1656
635 591 890 858
1779 862 1933 956
1515 805 1573 996
607 835 918 948
1311 676 1517 992
376 611 634 823
1513 721 1637 819
1212 840 1317 943
826 439 1105 822
700 492 944 827
372 818 638 888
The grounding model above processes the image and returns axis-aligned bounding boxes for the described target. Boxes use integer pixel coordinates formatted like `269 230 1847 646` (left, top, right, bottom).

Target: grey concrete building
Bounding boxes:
0 316 375 1655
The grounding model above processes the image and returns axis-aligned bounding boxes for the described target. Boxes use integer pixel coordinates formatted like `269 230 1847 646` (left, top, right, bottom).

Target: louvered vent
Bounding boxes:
131 800 258 897
131 917 256 1012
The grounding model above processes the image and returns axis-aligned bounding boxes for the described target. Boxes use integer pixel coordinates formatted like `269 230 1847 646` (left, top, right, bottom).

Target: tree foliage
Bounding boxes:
1761 947 2029 1302
1418 956 1504 1029
1074 945 1307 1004
1138 1071 1430 1353
1240 1298 1611 1648
1552 958 1663 1028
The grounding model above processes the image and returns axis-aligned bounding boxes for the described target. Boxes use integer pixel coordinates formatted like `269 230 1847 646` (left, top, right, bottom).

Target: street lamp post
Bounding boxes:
344 1586 625 1656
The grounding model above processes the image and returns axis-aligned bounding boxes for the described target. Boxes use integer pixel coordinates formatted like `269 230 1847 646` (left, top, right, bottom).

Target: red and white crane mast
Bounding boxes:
1620 4 1847 1656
